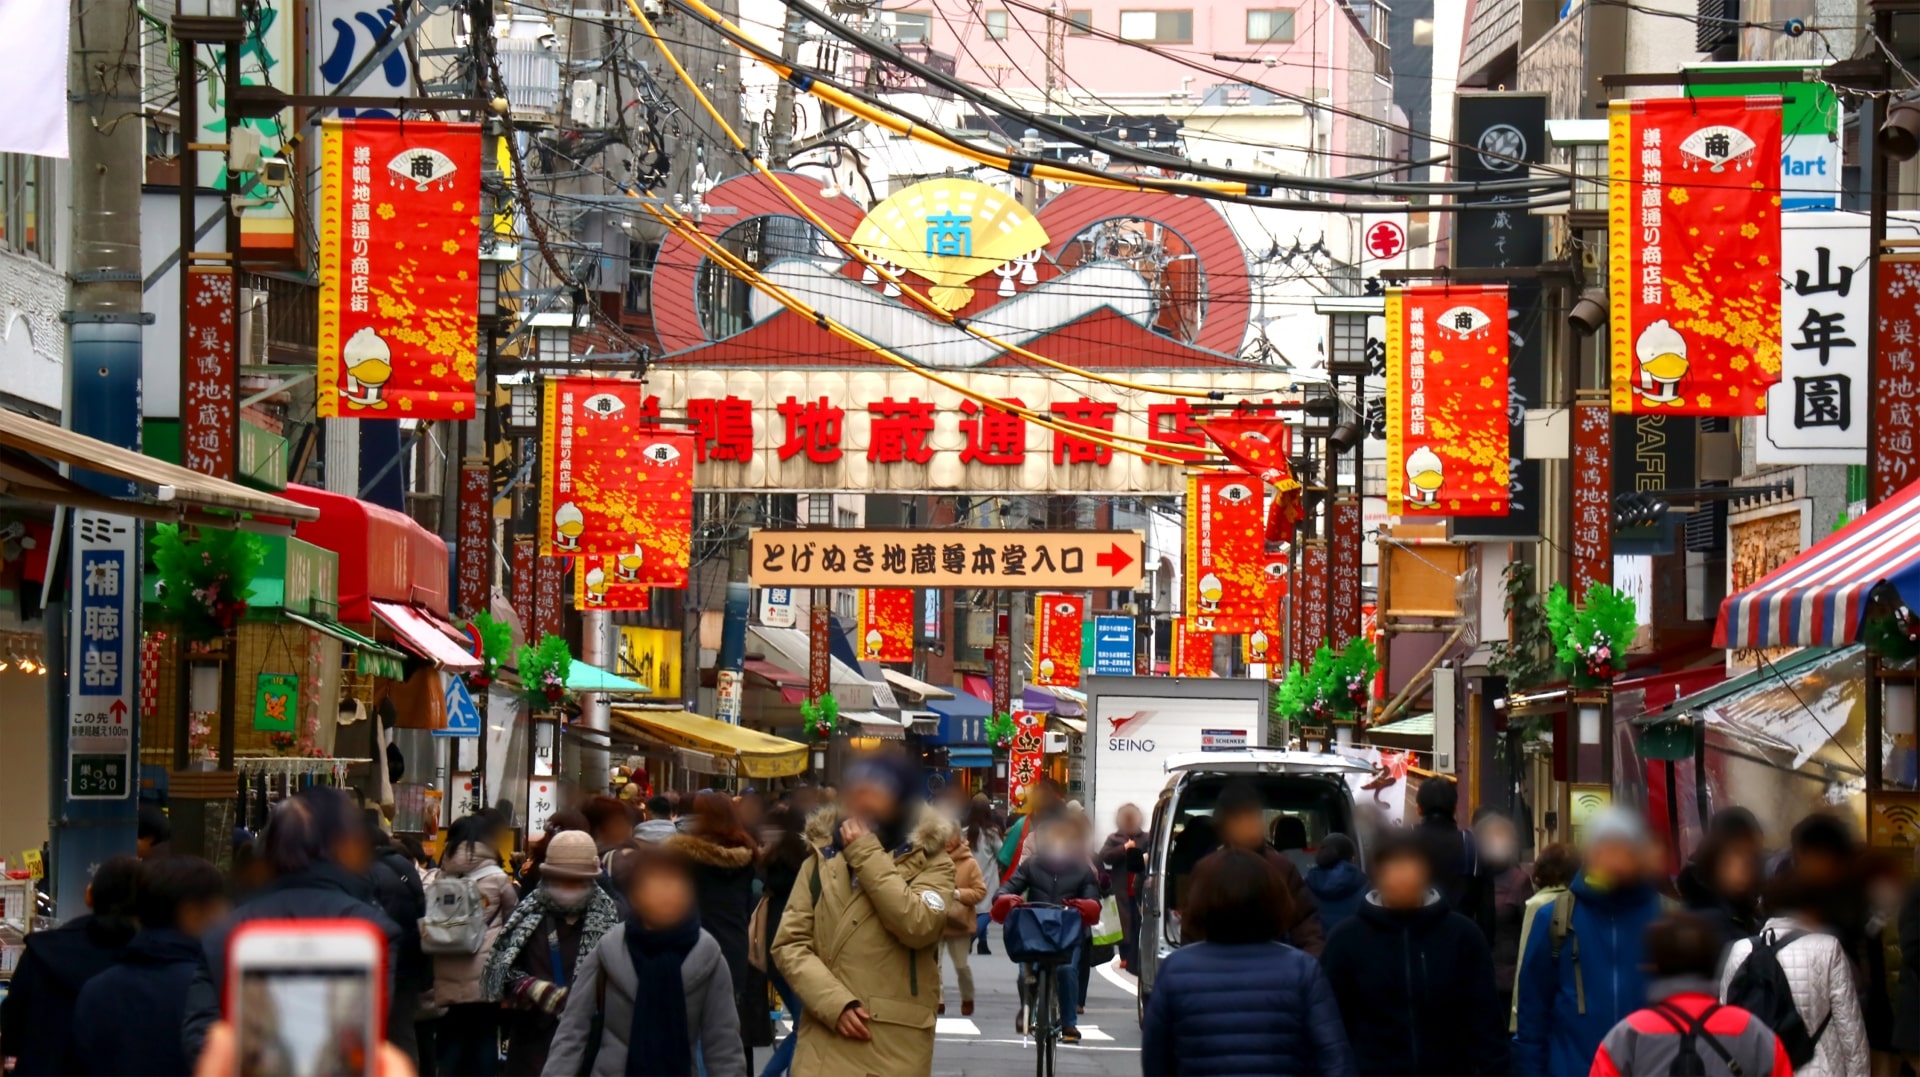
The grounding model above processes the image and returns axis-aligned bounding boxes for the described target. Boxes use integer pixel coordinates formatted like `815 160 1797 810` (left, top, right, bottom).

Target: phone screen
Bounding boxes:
235 967 377 1077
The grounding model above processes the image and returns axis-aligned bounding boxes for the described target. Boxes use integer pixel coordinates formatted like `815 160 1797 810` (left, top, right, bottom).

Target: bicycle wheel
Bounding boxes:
1035 966 1056 1077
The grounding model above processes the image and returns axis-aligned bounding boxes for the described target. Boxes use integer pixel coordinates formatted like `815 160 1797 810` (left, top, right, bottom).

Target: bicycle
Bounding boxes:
1003 902 1083 1077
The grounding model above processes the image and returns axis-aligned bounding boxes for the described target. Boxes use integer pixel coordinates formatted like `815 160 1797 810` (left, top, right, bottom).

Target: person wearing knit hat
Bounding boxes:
1513 807 1666 1077
771 749 957 1076
484 829 622 1075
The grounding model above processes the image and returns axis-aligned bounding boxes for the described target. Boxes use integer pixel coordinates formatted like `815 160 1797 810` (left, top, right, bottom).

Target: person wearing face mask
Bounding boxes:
1471 810 1533 999
991 815 1102 1043
484 831 623 1075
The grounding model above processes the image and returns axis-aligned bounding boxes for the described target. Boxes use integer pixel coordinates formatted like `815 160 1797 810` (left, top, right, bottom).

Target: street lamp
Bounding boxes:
528 310 577 366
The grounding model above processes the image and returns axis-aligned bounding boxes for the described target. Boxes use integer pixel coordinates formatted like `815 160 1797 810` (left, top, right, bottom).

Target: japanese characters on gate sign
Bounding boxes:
1185 471 1266 633
1571 401 1614 595
69 511 135 799
456 464 489 616
1033 593 1085 688
1875 254 1920 502
538 378 693 588
856 589 914 663
1760 214 1920 465
1608 96 1784 416
317 118 480 419
183 267 236 478
1384 285 1511 516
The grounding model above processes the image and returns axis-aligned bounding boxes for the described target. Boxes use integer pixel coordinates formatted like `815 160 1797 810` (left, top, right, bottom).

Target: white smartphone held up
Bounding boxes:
226 918 387 1077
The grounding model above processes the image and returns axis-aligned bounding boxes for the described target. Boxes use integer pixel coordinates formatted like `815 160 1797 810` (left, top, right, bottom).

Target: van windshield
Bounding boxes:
1161 775 1351 911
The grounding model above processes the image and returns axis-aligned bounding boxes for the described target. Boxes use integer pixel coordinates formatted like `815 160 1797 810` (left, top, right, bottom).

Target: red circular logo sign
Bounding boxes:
1365 221 1407 260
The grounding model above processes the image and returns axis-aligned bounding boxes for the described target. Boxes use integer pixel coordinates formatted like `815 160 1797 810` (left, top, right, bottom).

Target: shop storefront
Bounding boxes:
612 706 810 791
925 688 996 796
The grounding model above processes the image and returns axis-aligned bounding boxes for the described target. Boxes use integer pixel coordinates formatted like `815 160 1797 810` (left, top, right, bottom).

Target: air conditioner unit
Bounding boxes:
1043 731 1068 754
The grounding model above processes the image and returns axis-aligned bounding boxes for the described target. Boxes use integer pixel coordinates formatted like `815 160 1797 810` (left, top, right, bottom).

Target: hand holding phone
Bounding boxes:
224 919 387 1077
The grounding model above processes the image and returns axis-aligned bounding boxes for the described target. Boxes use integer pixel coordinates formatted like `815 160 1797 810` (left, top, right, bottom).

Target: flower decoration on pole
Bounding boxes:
800 693 840 739
1273 637 1378 727
516 633 573 710
465 611 514 688
1544 583 1640 688
985 711 1017 748
267 730 296 752
1863 604 1920 662
152 524 266 643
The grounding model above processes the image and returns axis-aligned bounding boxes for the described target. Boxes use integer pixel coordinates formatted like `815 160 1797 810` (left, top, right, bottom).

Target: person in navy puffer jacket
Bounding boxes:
1512 809 1666 1077
1305 833 1367 934
1140 848 1353 1077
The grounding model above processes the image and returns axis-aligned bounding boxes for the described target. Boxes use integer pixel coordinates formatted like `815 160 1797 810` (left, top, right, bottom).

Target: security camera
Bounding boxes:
1883 95 1920 163
259 154 293 188
1567 288 1607 335
641 0 665 16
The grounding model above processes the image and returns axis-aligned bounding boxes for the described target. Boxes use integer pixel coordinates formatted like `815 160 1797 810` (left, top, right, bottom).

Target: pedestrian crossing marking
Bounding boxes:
935 1018 980 1035
1077 1025 1113 1042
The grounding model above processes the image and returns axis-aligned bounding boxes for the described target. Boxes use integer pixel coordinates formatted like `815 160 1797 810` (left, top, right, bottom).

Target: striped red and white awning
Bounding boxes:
1716 479 1920 649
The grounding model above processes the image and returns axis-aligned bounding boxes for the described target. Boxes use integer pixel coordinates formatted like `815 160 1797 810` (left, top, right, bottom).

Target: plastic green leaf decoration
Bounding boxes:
467 611 514 686
984 710 1017 746
517 633 573 708
801 693 841 739
1545 582 1640 687
1274 661 1312 721
152 524 267 642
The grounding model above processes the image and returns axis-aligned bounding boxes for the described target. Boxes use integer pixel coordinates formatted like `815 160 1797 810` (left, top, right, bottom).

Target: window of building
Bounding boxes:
1067 8 1093 33
0 155 53 263
1246 8 1295 42
837 507 859 528
890 10 933 42
1118 9 1191 42
985 9 1009 38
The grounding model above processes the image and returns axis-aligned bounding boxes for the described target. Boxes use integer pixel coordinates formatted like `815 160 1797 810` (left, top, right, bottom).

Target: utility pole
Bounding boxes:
53 0 153 915
767 12 804 168
1043 1 1064 113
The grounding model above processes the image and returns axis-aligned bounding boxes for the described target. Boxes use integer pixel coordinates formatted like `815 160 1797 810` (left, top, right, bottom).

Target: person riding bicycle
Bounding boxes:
992 815 1102 1044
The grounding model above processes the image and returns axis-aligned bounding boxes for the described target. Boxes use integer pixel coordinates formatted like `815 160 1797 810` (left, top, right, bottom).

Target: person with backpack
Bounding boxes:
1513 810 1668 1077
483 831 622 1075
429 816 520 1077
1721 871 1868 1077
1305 833 1367 935
1591 912 1792 1077
1512 843 1579 1032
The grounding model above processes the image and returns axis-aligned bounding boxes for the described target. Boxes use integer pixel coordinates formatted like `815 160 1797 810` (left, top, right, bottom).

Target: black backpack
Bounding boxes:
1722 928 1828 1068
1648 1000 1742 1077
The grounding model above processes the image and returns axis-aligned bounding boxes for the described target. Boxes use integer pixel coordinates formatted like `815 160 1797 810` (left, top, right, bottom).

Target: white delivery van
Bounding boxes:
1083 675 1271 850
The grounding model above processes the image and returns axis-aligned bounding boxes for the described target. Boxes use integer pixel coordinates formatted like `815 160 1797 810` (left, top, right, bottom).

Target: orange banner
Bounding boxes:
318 118 480 420
539 378 694 589
1204 416 1303 533
1007 709 1046 812
1243 561 1287 674
1185 470 1266 633
574 555 653 611
856 589 914 662
1609 96 1783 416
1172 616 1216 677
1032 593 1085 687
1385 285 1511 516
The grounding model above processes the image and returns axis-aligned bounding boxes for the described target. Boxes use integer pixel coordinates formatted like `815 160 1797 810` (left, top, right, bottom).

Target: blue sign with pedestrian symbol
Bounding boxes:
437 675 482 737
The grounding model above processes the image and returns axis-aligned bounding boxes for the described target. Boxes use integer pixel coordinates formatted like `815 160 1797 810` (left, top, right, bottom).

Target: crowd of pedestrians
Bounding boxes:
5 760 1920 1077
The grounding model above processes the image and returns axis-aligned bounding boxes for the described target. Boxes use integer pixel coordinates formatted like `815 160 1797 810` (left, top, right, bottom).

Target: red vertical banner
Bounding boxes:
1289 541 1329 661
533 554 566 641
1608 96 1783 416
1328 499 1362 644
856 589 914 662
573 555 652 611
1571 398 1615 594
1172 617 1215 677
455 465 490 616
1385 285 1511 516
183 267 236 478
1007 710 1045 810
512 538 536 637
539 379 694 588
808 601 831 702
991 620 1013 717
1876 254 1920 503
1186 471 1266 633
1032 593 1086 687
317 118 480 419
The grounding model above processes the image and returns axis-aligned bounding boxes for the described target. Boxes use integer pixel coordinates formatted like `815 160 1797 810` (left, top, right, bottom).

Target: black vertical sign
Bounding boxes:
1449 93 1547 542
1613 414 1697 557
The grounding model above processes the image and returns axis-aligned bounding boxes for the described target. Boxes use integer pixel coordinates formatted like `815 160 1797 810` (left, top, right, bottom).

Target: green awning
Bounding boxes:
1369 712 1434 737
566 660 650 694
1637 646 1842 725
284 611 408 679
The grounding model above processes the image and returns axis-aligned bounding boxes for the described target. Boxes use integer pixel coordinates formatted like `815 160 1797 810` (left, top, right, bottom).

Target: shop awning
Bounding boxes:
946 747 997 768
372 600 481 671
282 484 450 620
845 711 905 739
746 626 874 708
882 668 954 700
566 661 650 695
1050 715 1087 735
1718 477 1920 649
0 407 319 525
284 611 408 674
744 659 806 687
1368 712 1434 737
612 707 810 778
1646 646 1862 770
962 674 993 701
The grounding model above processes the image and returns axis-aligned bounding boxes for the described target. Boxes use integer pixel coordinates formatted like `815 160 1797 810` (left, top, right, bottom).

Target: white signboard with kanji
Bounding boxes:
67 511 135 799
1760 214 1920 464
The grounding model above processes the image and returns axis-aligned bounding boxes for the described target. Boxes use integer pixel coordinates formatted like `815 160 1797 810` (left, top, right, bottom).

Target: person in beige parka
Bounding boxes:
771 752 957 1077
